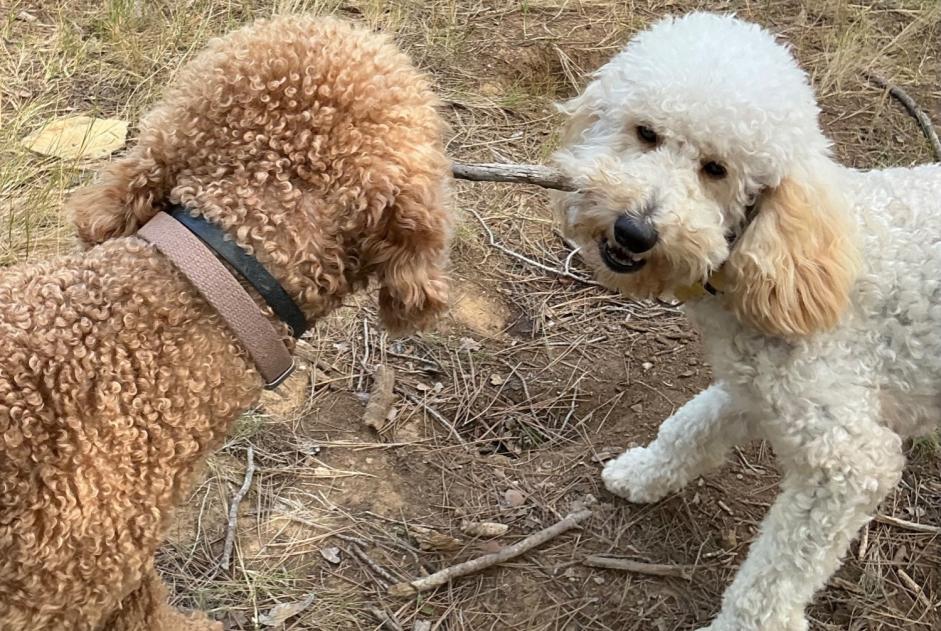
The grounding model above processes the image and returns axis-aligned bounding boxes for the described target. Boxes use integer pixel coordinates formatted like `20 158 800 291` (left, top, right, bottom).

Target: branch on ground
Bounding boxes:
388 509 592 596
864 72 941 162
452 162 576 192
582 555 693 580
363 364 396 431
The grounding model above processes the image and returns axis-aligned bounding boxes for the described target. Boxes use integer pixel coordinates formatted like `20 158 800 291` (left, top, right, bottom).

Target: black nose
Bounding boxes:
613 215 658 253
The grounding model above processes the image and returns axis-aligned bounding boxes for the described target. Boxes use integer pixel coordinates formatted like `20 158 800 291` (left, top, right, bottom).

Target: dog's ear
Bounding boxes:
376 174 451 336
556 84 605 147
725 170 860 337
66 145 172 248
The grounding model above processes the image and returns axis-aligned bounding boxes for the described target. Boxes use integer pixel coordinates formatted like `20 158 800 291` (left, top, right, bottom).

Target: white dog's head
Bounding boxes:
552 13 859 337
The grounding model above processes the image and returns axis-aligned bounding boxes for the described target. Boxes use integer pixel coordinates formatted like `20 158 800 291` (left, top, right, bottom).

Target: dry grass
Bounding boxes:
2 0 939 629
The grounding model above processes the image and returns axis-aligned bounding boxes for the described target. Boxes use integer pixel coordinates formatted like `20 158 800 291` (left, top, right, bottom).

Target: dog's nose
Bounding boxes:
613 215 658 253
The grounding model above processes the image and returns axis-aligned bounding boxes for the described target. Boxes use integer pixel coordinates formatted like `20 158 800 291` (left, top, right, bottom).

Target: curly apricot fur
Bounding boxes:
2 15 450 630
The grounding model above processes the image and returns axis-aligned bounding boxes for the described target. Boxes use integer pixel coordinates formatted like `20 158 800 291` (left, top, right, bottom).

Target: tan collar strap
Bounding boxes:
137 211 295 389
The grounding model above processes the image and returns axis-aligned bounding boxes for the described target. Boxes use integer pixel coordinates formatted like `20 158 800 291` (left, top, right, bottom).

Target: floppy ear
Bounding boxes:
556 83 605 147
66 144 172 248
376 175 452 335
725 170 860 337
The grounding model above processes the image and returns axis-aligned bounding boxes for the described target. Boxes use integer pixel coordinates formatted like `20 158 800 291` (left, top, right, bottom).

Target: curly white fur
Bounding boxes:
552 12 941 631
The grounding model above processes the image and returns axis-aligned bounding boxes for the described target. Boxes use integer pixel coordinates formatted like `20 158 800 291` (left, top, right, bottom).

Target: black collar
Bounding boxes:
703 200 760 296
168 205 308 338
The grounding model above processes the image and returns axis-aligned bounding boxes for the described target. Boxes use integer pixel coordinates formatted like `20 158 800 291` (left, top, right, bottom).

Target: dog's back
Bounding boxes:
0 239 259 629
844 163 941 436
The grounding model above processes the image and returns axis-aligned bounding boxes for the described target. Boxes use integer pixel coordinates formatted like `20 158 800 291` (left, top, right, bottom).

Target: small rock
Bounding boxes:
641 361 653 370
489 374 505 386
592 576 606 585
630 403 644 415
414 622 432 631
504 488 526 507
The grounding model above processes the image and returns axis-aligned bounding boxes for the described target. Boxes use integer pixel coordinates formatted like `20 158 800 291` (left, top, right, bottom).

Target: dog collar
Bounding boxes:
167 205 307 339
672 200 760 301
674 267 728 301
137 209 302 389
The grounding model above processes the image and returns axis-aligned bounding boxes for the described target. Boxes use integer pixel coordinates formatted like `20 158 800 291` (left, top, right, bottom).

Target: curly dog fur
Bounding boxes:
0 15 450 630
552 13 941 630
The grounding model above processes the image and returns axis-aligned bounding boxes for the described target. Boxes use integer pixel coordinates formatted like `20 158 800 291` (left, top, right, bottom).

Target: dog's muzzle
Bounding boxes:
599 215 658 273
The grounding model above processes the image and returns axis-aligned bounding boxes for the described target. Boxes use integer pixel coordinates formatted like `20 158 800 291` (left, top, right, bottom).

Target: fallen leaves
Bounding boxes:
257 592 317 627
22 116 127 160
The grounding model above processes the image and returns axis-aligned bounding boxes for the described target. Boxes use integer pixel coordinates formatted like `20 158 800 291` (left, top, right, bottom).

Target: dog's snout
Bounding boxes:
613 215 658 253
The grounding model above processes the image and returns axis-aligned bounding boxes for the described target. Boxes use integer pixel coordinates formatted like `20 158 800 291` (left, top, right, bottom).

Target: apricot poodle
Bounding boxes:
0 15 451 630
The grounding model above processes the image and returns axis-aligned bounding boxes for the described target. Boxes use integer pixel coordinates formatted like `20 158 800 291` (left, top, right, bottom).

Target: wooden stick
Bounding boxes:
220 446 255 571
369 607 405 631
452 162 576 192
864 72 941 162
363 364 396 431
349 543 401 586
873 514 941 535
388 509 592 596
857 522 869 561
897 568 932 608
582 555 693 580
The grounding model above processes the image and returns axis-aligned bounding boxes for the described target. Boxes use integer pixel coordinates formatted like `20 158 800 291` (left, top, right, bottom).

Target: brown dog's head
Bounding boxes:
68 15 452 335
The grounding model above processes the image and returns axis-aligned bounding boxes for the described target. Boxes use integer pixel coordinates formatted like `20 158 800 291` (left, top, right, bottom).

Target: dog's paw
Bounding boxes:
700 612 809 631
601 446 676 503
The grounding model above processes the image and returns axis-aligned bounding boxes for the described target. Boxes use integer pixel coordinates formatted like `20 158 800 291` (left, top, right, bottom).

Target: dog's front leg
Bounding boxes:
602 383 751 503
701 412 904 631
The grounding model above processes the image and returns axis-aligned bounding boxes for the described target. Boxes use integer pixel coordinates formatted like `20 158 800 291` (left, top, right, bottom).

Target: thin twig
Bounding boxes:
897 568 932 608
364 364 396 431
857 522 869 561
220 446 255 571
396 385 467 446
466 206 600 287
369 607 405 631
452 161 576 191
582 555 693 580
864 72 941 161
349 543 401 587
388 509 592 596
873 514 941 535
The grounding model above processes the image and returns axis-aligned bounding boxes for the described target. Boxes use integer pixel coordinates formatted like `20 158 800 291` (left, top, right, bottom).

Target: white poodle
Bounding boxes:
551 12 941 631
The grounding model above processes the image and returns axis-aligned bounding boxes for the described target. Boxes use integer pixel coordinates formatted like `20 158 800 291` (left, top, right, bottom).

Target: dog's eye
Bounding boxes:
636 125 658 145
702 161 727 179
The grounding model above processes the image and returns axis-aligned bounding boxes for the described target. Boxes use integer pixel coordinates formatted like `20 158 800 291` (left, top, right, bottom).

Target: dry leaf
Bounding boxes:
461 521 509 537
320 547 341 564
458 337 482 352
410 525 462 552
257 593 316 626
22 116 128 160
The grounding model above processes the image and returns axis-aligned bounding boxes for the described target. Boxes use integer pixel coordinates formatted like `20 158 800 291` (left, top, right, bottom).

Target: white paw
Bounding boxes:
601 446 676 503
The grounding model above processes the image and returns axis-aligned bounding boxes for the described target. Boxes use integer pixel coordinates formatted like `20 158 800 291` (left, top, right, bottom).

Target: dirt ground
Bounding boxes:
2 0 940 629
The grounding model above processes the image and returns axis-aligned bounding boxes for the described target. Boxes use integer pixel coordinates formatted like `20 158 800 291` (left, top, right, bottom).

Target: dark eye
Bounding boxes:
702 161 727 179
636 125 658 145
